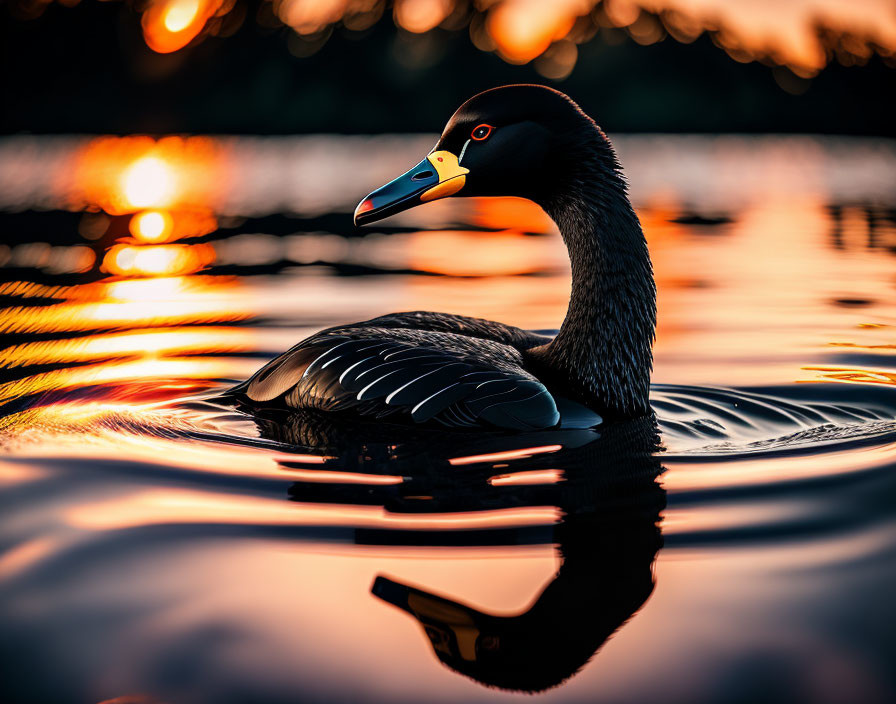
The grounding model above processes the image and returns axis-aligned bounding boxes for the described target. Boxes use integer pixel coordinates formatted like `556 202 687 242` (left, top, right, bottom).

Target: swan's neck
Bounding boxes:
536 143 656 418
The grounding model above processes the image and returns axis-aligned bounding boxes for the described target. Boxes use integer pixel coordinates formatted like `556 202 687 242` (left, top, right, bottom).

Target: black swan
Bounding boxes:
234 85 656 430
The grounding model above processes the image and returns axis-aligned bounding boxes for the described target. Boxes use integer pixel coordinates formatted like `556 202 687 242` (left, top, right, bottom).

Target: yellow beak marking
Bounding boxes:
421 150 470 202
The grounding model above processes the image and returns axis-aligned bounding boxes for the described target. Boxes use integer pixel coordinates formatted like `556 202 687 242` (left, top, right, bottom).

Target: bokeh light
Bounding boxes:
69 135 224 216
130 210 173 243
12 0 896 76
103 243 216 277
142 0 224 53
153 0 896 75
122 157 176 209
487 0 583 63
393 0 453 34
164 0 201 32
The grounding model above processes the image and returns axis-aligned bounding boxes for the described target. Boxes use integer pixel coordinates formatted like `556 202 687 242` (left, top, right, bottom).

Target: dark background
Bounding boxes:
2 0 894 136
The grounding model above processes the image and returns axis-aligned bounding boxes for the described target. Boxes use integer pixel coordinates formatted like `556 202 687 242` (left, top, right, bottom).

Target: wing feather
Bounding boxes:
238 327 559 430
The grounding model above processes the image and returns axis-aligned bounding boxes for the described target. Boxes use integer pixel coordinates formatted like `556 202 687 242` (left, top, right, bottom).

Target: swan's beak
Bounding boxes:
354 150 469 226
372 575 483 663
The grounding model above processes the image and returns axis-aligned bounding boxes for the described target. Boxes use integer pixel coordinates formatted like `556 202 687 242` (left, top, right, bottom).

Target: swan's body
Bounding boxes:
235 85 656 430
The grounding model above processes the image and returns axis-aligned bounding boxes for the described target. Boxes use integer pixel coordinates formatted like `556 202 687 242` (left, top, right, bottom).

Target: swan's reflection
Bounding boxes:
250 410 665 692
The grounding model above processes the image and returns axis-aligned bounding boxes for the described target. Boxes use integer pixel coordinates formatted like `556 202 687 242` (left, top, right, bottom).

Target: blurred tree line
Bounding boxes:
2 0 893 136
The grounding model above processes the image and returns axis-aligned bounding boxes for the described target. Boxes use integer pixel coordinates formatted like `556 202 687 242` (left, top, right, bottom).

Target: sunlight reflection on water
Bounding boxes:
1 134 896 704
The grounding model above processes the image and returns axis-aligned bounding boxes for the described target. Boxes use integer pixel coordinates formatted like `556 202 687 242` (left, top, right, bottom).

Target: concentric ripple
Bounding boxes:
2 372 895 556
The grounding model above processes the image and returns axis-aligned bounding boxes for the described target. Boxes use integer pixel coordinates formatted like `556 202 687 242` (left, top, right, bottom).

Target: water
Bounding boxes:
1 135 896 704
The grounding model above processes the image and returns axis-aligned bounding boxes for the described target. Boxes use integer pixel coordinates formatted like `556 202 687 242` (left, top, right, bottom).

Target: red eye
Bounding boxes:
471 124 493 141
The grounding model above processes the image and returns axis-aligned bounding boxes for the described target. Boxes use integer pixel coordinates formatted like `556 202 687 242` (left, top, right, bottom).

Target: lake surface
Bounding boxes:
1 134 896 704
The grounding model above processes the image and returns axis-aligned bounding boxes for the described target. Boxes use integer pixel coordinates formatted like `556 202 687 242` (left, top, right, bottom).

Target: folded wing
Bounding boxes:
236 330 559 431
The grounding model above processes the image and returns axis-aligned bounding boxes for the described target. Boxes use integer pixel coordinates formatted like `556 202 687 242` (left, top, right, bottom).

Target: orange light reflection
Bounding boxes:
403 230 563 277
449 445 563 466
0 357 243 406
279 468 403 484
663 442 896 493
470 197 557 235
130 210 173 243
0 536 63 579
122 156 175 209
103 243 215 277
66 489 560 531
0 327 253 370
488 468 565 486
72 136 224 216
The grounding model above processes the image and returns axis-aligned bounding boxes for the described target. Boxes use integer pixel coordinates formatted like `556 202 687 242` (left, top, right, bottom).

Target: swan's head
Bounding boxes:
354 84 600 226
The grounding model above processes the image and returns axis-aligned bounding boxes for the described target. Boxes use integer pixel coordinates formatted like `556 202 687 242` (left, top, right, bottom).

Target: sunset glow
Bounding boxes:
130 210 173 243
3 3 896 701
122 157 176 209
71 136 224 216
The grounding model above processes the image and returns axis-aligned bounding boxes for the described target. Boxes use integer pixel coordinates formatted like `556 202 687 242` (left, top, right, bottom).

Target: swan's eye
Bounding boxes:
471 124 493 141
